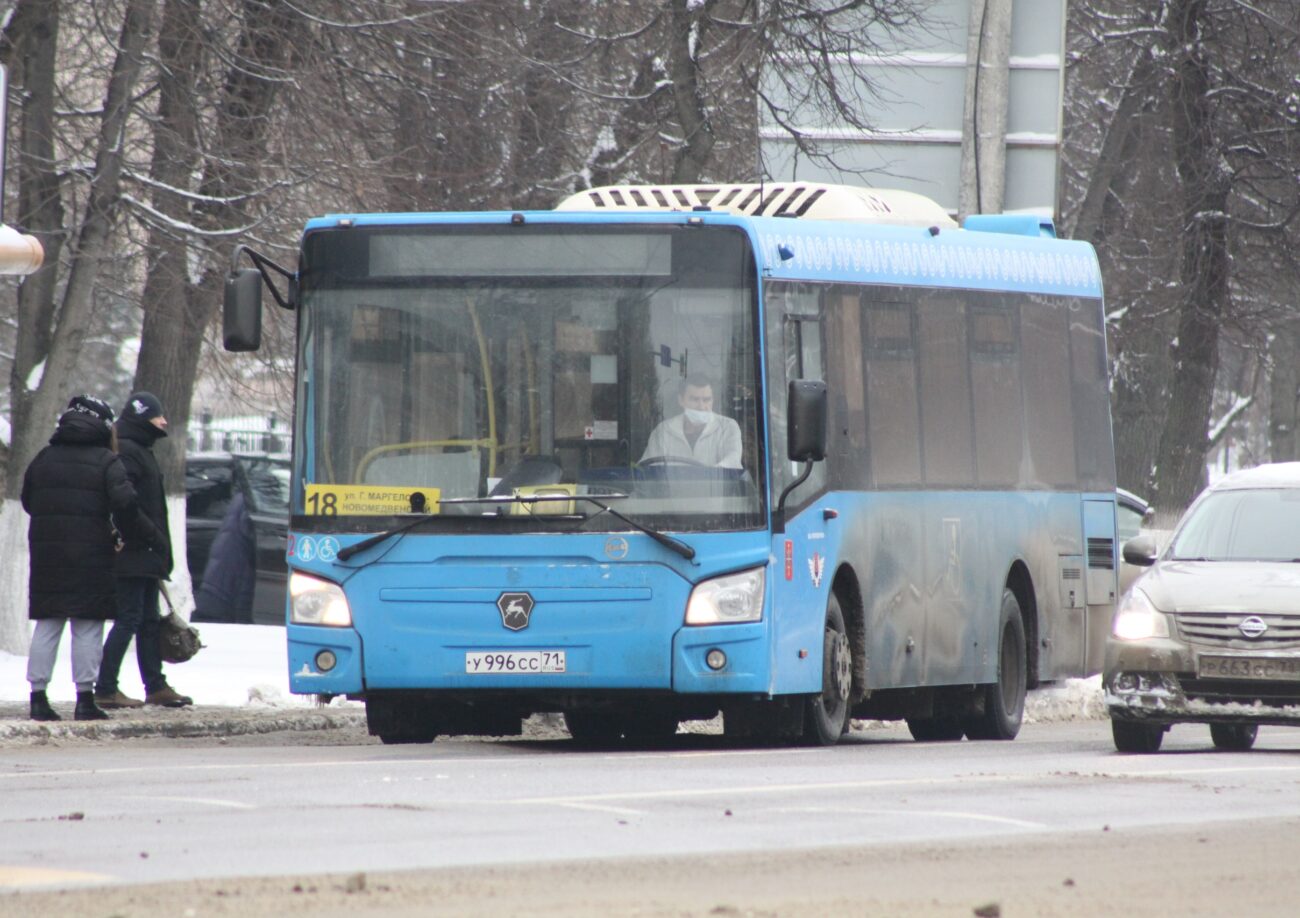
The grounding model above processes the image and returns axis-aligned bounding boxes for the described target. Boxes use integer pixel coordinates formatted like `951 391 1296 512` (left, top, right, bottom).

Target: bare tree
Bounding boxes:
1062 0 1300 515
131 0 302 485
0 0 157 652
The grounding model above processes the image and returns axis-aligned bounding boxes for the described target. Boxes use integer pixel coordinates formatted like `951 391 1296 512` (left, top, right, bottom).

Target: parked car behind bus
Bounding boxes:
186 453 290 625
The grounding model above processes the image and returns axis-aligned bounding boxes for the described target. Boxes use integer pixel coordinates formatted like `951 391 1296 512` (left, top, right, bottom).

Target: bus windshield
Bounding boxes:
294 223 763 533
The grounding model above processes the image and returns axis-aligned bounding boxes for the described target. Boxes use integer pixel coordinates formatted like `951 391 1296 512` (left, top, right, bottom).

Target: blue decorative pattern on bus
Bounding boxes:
755 228 1102 296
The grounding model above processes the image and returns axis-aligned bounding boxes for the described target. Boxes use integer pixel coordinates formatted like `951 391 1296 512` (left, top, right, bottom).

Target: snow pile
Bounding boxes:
1024 675 1106 723
0 623 301 707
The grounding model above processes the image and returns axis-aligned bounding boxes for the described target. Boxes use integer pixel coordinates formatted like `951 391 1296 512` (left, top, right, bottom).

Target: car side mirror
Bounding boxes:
787 379 827 463
1122 534 1159 567
223 267 263 352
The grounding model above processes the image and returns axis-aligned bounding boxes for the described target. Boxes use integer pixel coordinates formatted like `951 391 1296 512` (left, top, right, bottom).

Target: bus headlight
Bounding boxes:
1111 589 1168 641
290 572 352 627
685 567 765 625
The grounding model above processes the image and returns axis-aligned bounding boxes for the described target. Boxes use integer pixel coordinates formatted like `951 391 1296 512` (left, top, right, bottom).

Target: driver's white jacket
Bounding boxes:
640 413 743 468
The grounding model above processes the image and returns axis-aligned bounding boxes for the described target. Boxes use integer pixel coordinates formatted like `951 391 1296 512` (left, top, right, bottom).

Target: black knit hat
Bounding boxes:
123 391 165 421
66 394 115 430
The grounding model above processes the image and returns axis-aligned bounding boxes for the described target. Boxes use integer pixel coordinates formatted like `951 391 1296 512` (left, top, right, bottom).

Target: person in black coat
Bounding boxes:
194 490 256 624
95 392 194 708
23 395 157 722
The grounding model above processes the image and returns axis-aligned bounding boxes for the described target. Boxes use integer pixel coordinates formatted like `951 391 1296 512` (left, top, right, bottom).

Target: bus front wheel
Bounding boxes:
804 592 853 746
964 589 1027 741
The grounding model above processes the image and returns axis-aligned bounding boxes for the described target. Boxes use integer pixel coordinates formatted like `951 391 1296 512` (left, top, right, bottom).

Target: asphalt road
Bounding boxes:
4 720 1300 915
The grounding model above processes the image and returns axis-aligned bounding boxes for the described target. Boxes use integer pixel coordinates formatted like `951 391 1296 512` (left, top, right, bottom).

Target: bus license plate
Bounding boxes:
465 651 566 674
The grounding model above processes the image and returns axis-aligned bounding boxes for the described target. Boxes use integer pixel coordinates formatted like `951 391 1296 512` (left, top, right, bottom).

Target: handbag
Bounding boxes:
158 585 204 664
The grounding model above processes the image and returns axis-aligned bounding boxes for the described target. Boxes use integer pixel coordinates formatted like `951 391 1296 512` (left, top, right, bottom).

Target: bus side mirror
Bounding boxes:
787 379 827 462
224 268 263 352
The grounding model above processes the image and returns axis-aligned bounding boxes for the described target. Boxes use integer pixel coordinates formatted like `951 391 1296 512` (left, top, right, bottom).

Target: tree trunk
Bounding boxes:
4 0 64 500
132 0 299 488
1064 43 1158 244
132 0 204 488
668 0 714 183
13 0 155 483
1151 0 1229 515
1270 320 1299 461
0 0 154 654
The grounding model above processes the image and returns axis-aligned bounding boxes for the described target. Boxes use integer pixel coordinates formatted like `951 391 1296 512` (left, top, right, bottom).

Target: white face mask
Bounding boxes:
684 408 713 426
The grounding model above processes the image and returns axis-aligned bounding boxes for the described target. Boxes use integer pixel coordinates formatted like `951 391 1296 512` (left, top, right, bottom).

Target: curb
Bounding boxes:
0 706 367 743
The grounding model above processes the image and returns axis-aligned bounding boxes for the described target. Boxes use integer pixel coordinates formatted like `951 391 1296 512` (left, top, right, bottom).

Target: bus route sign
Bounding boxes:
303 484 439 516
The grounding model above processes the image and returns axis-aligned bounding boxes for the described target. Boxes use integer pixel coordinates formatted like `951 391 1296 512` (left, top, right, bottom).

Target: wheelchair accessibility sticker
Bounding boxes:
293 535 340 564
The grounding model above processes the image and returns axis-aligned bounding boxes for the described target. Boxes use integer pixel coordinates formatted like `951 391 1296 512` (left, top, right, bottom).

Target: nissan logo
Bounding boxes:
1238 616 1268 639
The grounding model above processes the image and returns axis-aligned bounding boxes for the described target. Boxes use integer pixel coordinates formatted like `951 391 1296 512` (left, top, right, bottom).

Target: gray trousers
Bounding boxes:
26 618 105 693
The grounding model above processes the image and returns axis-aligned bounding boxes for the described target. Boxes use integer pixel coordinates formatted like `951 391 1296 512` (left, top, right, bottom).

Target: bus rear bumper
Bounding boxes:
288 625 364 695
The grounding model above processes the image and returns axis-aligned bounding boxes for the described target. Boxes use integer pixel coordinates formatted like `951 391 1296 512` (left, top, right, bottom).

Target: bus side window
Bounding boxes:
863 300 922 487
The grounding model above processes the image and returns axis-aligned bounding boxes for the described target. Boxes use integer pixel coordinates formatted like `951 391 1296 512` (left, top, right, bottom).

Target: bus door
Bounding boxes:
767 289 833 696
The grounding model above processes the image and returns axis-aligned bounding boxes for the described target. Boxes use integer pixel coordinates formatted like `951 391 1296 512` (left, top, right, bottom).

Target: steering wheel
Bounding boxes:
637 455 709 468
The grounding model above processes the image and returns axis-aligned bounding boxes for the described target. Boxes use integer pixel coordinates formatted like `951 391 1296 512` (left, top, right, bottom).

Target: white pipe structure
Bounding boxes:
0 224 44 275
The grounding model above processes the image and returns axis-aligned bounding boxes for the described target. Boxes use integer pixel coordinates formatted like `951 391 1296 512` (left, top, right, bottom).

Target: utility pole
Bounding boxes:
959 0 1014 219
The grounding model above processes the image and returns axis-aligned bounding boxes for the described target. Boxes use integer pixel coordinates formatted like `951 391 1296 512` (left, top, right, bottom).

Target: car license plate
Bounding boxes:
465 651 566 674
1198 654 1300 681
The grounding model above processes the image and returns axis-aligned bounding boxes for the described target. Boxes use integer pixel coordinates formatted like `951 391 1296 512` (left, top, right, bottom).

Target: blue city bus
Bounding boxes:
224 183 1117 746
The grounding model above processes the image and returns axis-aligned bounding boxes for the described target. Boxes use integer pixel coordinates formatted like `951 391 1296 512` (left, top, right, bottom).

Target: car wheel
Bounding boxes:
964 588 1027 740
907 716 965 741
1111 717 1164 753
1209 723 1257 751
803 592 853 746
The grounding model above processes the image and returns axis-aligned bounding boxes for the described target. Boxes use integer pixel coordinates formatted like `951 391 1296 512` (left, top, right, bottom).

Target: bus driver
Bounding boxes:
641 374 743 469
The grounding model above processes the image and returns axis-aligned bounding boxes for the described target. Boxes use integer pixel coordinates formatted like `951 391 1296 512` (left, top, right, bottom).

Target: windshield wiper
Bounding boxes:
441 492 696 561
335 491 438 562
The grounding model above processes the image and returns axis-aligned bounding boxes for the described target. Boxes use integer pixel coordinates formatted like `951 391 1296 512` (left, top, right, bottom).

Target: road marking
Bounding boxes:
0 865 114 889
495 773 1023 807
6 757 1300 787
115 794 256 810
551 801 647 816
769 806 1047 829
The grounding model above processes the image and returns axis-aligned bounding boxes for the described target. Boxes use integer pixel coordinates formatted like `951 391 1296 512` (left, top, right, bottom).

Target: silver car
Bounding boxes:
1105 462 1300 753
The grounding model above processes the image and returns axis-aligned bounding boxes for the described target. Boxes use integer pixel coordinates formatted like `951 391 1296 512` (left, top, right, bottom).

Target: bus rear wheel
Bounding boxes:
964 588 1026 741
804 593 853 746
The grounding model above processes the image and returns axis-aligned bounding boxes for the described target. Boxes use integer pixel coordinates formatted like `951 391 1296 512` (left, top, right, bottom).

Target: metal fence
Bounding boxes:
187 413 290 455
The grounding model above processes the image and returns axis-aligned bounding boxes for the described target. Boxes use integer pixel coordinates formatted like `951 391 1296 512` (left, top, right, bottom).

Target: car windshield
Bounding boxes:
239 457 291 515
1170 488 1300 561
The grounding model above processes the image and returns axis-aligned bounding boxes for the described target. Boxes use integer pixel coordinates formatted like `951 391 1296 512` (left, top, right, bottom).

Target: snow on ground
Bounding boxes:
0 623 303 708
1025 675 1106 722
1 622 1107 720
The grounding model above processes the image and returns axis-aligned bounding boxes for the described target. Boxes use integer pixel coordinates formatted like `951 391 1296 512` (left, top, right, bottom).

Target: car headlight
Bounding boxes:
289 572 352 626
1111 588 1168 640
685 567 765 625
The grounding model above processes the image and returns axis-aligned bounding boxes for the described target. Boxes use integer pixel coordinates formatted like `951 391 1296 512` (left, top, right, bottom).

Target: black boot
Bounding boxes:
30 691 61 722
74 691 110 721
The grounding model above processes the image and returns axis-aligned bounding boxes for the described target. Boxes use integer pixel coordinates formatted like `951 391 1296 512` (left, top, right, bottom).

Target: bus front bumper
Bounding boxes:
287 621 774 697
